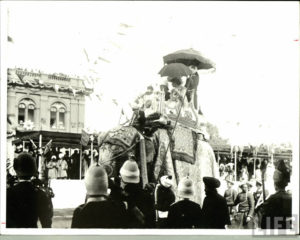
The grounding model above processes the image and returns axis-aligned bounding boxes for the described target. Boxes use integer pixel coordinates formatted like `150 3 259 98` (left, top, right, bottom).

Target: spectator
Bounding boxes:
260 160 292 229
154 175 176 228
119 159 155 228
57 153 68 179
167 177 202 228
71 164 128 228
224 180 237 215
47 156 58 180
202 177 230 229
233 182 255 229
71 150 80 179
6 152 53 228
254 180 269 228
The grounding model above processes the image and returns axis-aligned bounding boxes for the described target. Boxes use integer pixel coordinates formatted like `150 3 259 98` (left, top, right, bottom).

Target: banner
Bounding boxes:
80 129 90 146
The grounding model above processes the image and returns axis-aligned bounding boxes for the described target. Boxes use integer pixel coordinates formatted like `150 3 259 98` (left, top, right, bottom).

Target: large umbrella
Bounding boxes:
163 48 215 70
158 63 193 78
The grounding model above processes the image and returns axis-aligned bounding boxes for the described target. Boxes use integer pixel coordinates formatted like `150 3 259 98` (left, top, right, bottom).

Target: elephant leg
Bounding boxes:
173 139 219 207
152 129 176 187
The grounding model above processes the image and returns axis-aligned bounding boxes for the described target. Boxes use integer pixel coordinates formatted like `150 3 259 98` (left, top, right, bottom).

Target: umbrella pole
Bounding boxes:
79 145 82 179
38 134 43 179
254 158 256 179
234 149 237 181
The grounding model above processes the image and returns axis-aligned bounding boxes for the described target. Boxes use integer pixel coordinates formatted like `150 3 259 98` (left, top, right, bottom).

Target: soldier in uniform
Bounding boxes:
166 177 202 228
118 159 155 228
233 182 255 229
253 180 269 228
202 176 231 229
6 152 53 228
71 164 129 228
224 180 237 215
154 175 176 228
260 159 292 229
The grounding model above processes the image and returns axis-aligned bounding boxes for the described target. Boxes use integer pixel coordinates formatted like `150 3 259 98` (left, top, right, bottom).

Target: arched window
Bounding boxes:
18 99 36 127
50 102 66 129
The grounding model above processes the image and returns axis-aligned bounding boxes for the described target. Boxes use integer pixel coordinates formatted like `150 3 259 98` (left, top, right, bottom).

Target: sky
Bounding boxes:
3 1 299 146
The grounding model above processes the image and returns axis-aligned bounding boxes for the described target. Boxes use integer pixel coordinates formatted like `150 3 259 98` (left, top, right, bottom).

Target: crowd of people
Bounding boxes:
6 151 292 230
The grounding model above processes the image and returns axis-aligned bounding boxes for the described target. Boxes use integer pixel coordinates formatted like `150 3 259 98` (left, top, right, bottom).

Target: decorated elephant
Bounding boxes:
97 122 219 206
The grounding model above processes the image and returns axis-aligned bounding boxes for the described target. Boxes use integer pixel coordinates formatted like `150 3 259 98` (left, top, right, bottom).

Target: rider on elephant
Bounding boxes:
98 78 219 207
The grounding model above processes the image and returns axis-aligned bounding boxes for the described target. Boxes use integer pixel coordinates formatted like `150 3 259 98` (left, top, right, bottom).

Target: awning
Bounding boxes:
13 130 82 148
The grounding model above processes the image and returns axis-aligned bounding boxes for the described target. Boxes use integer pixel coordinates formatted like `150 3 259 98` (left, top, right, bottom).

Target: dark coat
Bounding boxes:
185 73 199 110
260 190 292 229
167 199 202 228
155 185 176 212
71 198 129 228
121 184 156 228
202 191 231 229
6 181 53 228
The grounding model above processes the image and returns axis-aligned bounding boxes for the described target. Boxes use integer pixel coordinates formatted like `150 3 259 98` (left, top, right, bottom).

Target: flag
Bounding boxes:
43 139 52 155
80 129 90 146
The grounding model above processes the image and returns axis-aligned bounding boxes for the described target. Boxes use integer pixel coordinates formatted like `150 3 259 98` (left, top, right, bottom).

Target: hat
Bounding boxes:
226 179 235 185
256 180 262 186
120 160 140 184
178 177 194 199
273 159 291 184
85 165 108 195
203 177 220 189
51 155 57 160
239 181 252 188
13 152 38 177
160 175 173 188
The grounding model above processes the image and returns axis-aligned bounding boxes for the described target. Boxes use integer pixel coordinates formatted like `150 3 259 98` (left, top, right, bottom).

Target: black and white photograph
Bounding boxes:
0 1 299 236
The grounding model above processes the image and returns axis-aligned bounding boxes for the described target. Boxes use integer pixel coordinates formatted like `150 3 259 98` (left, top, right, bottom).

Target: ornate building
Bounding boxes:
7 68 92 134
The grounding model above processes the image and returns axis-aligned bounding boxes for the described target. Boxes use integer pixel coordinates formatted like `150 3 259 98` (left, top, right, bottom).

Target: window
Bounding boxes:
18 99 35 128
50 102 66 129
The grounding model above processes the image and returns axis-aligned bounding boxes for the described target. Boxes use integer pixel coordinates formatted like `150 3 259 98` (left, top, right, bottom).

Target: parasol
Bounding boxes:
158 63 193 78
163 48 215 70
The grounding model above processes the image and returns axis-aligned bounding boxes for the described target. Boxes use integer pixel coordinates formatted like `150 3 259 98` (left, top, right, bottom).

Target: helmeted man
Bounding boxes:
6 152 53 228
119 159 155 228
166 176 202 228
233 182 255 229
154 175 176 228
260 160 292 229
71 164 128 228
202 176 231 229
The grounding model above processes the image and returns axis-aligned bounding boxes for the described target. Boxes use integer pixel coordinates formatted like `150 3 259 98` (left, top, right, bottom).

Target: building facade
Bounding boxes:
7 68 92 134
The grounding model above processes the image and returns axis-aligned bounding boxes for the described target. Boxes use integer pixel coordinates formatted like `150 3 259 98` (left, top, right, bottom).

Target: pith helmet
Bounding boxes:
85 165 108 195
178 177 194 199
120 160 140 184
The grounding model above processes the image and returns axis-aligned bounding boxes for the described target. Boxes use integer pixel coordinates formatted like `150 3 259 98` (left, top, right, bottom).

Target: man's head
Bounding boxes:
273 159 291 191
160 175 173 188
119 159 140 188
239 182 250 193
188 65 198 74
85 165 108 196
13 152 38 179
256 180 262 190
226 180 234 188
203 176 220 195
178 177 194 199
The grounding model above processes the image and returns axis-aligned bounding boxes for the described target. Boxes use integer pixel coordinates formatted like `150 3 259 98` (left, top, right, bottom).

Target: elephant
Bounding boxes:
97 123 219 207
